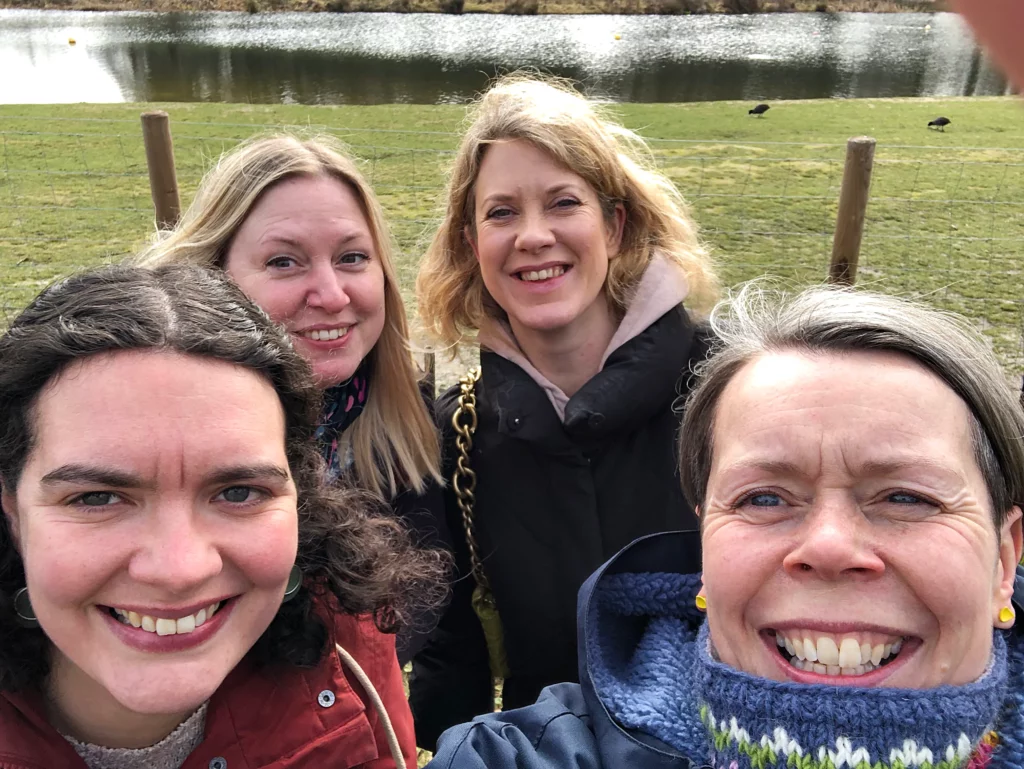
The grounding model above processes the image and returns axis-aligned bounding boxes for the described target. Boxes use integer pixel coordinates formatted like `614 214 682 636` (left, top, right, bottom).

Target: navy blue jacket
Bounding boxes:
425 531 704 769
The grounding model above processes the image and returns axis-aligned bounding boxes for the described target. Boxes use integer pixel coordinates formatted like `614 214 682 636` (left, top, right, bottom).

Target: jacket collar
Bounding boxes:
574 531 703 767
0 625 382 769
480 307 701 448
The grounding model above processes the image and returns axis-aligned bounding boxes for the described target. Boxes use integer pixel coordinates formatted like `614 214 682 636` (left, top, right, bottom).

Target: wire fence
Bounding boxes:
1 114 1022 376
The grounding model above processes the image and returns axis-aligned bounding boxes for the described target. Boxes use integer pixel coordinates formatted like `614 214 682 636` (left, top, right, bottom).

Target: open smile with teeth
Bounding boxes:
300 326 350 342
517 265 568 282
774 629 906 676
110 602 224 637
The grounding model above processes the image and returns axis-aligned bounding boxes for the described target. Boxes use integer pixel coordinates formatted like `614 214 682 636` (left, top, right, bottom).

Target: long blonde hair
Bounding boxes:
138 134 440 498
417 73 719 350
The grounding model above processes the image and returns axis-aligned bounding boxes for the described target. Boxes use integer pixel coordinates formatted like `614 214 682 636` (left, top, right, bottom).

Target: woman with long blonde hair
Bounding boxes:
139 134 446 664
412 74 719 748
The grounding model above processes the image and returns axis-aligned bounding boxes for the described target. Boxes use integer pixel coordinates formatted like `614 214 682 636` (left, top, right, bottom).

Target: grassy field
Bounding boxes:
1 96 1022 378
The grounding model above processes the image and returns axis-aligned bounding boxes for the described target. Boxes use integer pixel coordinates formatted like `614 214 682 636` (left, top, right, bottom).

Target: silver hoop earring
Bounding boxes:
13 587 38 627
282 565 303 603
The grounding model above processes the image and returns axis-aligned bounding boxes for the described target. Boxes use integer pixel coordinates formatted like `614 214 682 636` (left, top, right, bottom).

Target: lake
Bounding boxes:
0 9 1009 104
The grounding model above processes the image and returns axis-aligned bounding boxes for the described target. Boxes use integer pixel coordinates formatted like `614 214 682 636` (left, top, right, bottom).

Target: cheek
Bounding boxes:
21 521 125 611
228 514 299 588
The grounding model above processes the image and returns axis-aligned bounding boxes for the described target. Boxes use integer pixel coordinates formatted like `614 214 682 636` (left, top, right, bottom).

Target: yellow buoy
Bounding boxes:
68 37 76 44
613 32 621 40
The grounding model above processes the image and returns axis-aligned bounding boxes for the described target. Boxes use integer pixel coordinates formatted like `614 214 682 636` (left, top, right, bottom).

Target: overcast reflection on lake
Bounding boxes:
0 9 1008 104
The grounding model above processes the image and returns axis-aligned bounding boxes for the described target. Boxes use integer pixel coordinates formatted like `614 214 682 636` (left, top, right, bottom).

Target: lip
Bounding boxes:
509 261 570 275
768 620 911 636
293 325 354 349
295 323 355 333
762 630 922 687
101 597 236 653
105 596 235 620
512 264 571 294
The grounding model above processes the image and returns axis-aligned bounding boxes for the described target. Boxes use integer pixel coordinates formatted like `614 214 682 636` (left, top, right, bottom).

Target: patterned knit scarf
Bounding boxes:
315 364 369 482
589 572 1024 769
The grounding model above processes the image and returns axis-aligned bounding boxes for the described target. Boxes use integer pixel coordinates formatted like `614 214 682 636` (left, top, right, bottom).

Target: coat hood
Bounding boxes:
575 530 704 767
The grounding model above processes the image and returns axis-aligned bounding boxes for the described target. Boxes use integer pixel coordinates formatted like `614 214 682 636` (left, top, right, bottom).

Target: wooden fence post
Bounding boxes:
829 136 876 285
140 111 181 230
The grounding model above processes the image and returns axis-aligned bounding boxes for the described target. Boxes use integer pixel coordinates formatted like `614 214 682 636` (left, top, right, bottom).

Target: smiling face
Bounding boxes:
467 139 624 341
224 174 386 387
2 350 298 728
700 349 1022 688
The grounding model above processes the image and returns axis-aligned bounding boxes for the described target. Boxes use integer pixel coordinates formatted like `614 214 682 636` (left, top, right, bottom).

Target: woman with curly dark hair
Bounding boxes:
0 264 446 768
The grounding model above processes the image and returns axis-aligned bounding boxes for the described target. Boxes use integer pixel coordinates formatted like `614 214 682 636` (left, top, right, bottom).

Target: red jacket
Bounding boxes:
0 613 416 769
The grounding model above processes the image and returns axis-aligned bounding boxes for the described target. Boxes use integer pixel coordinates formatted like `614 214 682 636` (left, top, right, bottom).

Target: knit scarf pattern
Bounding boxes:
588 572 1024 769
315 365 369 482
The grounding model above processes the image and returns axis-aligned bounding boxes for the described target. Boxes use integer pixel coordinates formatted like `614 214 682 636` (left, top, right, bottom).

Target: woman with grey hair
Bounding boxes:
426 284 1024 769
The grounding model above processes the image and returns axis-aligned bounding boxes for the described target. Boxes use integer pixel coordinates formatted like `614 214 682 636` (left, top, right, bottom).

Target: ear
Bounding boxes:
605 202 626 259
993 505 1022 628
463 225 481 263
694 504 702 520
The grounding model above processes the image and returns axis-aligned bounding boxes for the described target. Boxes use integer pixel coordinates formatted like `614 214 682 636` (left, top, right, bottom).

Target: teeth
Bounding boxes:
776 629 906 676
817 637 840 666
520 266 566 282
838 638 861 668
111 602 222 636
303 327 349 342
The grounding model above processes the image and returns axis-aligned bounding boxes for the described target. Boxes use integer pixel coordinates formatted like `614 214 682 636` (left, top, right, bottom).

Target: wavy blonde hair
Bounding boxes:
417 73 719 349
138 134 440 498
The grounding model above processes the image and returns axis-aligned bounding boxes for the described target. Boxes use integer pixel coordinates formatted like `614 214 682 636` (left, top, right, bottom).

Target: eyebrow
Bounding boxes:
723 457 960 480
206 464 292 486
40 465 145 489
39 463 292 488
480 183 584 207
259 232 368 249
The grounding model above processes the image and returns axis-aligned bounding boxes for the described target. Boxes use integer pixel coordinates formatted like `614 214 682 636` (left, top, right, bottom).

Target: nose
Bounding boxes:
128 501 223 595
783 494 885 581
304 259 351 313
514 208 557 254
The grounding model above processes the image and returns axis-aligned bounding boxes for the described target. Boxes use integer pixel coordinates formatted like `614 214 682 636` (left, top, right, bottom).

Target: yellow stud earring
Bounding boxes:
999 606 1015 624
695 594 707 611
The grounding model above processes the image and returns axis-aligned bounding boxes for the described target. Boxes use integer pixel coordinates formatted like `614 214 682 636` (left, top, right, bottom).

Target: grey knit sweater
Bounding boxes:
62 703 208 769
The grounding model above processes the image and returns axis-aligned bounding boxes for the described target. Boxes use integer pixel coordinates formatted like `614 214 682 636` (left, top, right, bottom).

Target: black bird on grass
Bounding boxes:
749 103 770 117
928 116 951 131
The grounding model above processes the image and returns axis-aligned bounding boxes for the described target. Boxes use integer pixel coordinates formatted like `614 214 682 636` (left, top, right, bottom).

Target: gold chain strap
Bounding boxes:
451 367 488 589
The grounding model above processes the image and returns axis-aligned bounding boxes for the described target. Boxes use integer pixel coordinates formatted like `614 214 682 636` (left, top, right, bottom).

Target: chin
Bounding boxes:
108 680 218 716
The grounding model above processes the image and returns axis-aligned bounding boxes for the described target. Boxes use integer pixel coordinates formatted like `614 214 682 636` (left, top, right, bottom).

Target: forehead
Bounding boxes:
711 349 976 472
476 139 587 187
244 174 368 227
26 350 287 476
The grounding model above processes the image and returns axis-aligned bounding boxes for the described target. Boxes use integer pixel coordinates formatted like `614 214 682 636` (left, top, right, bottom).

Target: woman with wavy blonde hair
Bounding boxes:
411 74 719 748
139 135 446 663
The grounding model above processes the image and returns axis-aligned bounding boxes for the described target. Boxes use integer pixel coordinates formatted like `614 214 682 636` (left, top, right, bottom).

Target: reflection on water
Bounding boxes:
0 9 1008 104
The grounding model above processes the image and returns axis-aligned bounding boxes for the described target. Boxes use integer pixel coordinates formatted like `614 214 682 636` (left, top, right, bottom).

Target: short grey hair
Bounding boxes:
679 283 1024 528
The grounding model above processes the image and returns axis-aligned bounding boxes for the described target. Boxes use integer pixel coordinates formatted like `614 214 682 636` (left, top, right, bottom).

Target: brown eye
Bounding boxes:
72 491 121 506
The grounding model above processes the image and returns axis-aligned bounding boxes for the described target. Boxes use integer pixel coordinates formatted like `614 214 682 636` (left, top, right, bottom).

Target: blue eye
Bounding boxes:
338 252 368 266
485 206 513 220
216 486 264 505
266 255 296 269
888 491 927 505
746 492 783 507
71 491 122 507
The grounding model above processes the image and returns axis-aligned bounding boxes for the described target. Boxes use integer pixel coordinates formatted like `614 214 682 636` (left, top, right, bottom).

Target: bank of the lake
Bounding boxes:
0 0 942 15
1 96 1021 375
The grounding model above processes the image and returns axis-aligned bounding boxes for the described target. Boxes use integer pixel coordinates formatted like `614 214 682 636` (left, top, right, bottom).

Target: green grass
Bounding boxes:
1 96 1022 374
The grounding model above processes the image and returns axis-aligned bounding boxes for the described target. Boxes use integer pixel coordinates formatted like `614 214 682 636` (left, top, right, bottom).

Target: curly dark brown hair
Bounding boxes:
0 264 448 691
